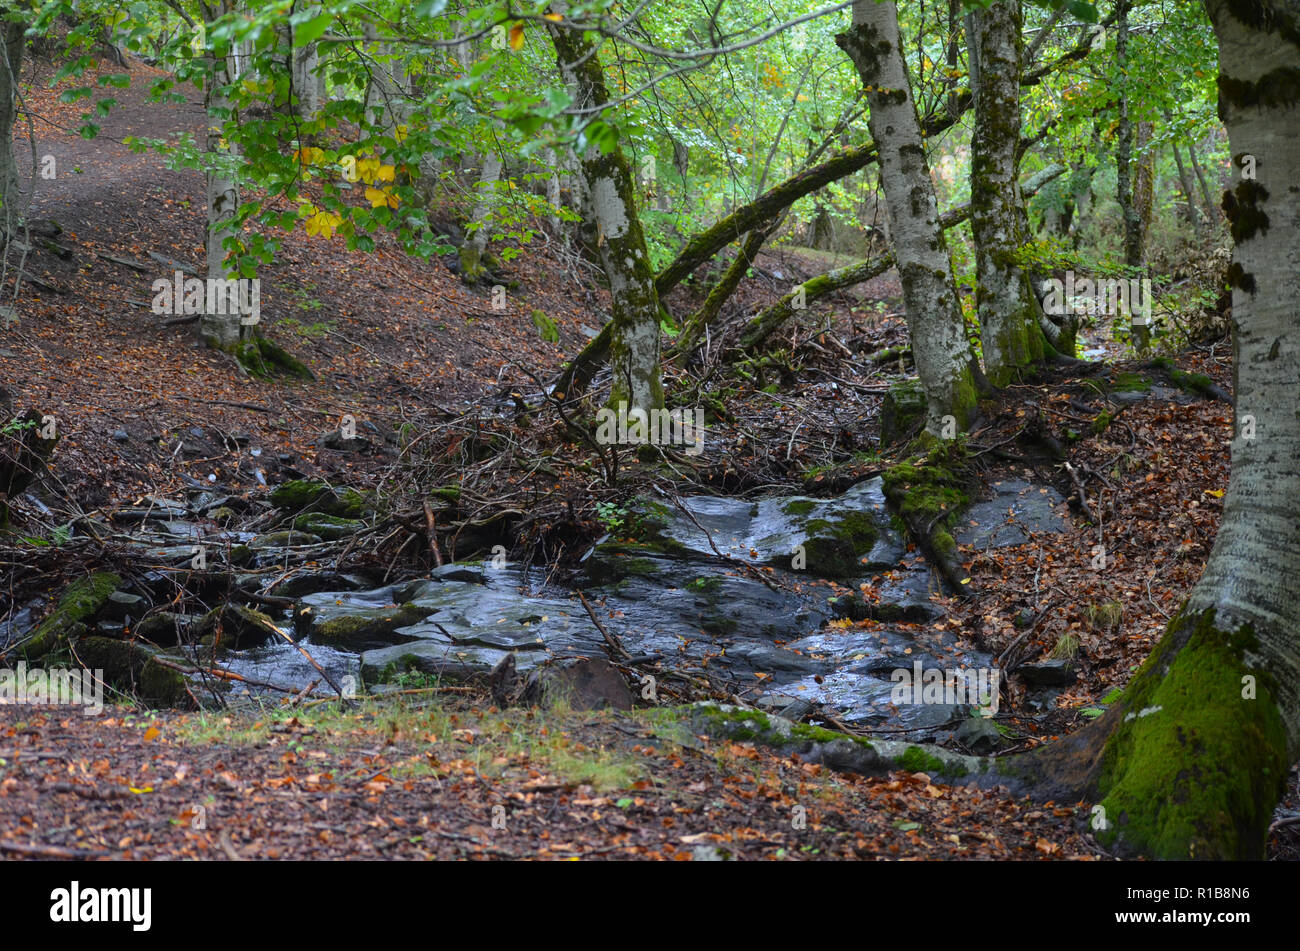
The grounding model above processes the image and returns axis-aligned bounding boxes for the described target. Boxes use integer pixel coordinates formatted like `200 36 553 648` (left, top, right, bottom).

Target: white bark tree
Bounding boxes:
1025 0 1300 860
550 23 664 416
837 0 979 432
200 1 245 352
969 0 1045 381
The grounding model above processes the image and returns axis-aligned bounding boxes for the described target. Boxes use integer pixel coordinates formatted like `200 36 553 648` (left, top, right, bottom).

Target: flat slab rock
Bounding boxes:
954 478 1070 550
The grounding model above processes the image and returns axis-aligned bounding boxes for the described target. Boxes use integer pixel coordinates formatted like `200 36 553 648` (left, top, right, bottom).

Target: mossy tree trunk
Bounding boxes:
837 0 979 434
1030 0 1300 859
0 9 26 235
551 24 664 416
970 0 1045 384
458 152 502 283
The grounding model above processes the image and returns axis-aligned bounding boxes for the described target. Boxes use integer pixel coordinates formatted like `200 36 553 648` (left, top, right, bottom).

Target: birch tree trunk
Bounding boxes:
551 24 664 416
1026 0 1300 859
837 0 978 432
202 9 245 352
970 0 1045 382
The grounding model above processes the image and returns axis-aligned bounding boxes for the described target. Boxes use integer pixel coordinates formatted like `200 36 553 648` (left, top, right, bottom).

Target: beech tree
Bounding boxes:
837 0 979 432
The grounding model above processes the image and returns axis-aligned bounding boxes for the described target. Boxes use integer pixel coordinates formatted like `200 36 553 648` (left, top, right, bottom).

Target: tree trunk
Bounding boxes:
837 0 978 433
551 25 663 416
0 12 26 235
1170 140 1200 226
291 10 325 121
970 0 1045 383
1027 0 1300 860
1187 138 1219 223
458 153 502 283
201 12 245 352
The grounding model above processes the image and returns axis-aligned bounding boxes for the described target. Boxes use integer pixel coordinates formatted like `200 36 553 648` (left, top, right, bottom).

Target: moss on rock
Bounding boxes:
22 572 122 661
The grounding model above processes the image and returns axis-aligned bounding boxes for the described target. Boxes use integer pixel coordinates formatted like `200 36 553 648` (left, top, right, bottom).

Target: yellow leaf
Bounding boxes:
375 163 396 183
394 123 409 143
304 210 341 238
1204 488 1225 498
544 13 562 21
128 786 153 794
365 186 399 210
508 23 525 50
144 726 161 742
356 155 381 184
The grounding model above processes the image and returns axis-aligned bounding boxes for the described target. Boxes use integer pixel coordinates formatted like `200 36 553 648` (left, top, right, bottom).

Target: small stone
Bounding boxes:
112 428 129 443
1018 658 1077 686
955 715 1004 753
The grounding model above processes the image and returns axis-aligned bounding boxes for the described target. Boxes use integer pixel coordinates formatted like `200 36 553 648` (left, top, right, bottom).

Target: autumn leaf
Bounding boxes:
365 186 400 209
508 23 525 50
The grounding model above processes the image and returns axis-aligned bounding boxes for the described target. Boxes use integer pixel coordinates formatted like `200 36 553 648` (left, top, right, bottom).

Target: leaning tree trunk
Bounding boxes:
551 23 663 416
201 18 246 352
970 0 1045 382
837 0 979 432
291 7 325 121
0 11 26 235
1027 0 1300 860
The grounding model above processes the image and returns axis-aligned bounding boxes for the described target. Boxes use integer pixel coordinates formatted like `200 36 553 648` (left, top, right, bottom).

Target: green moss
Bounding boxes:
782 499 817 517
1111 372 1151 392
270 480 370 518
307 602 434 650
236 335 314 381
293 513 365 540
74 636 189 706
1169 369 1216 397
1091 410 1114 435
899 745 946 774
1095 608 1288 859
22 572 122 660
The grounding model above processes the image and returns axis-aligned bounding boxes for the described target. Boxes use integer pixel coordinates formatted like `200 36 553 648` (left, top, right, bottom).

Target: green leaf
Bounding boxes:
1080 707 1106 719
294 14 332 47
893 821 921 831
414 0 448 16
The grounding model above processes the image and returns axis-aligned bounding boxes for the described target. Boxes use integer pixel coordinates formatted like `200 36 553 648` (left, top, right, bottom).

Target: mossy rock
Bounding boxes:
192 604 282 649
300 601 436 651
880 379 928 447
249 530 323 549
796 510 881 579
21 572 122 661
269 479 371 518
134 612 194 645
293 512 365 540
73 636 189 706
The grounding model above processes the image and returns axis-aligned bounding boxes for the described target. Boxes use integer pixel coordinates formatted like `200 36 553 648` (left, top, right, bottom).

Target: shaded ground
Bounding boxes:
0 699 1103 861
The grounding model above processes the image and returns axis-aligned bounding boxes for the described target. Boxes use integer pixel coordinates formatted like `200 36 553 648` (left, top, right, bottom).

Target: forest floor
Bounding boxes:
2 54 1298 860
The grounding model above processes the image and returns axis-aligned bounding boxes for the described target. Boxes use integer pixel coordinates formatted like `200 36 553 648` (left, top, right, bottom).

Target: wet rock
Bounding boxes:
522 657 633 711
193 604 284 649
21 572 122 660
74 636 189 706
880 378 927 446
249 530 322 549
268 571 372 598
954 479 1069 550
361 640 545 687
955 715 1004 753
295 590 436 651
1017 658 1077 686
293 512 365 540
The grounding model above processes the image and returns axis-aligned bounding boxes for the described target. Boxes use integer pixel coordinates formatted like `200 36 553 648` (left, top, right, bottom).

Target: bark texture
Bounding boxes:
202 7 245 352
0 11 26 233
970 0 1044 383
1063 0 1300 860
552 25 663 415
837 0 978 432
